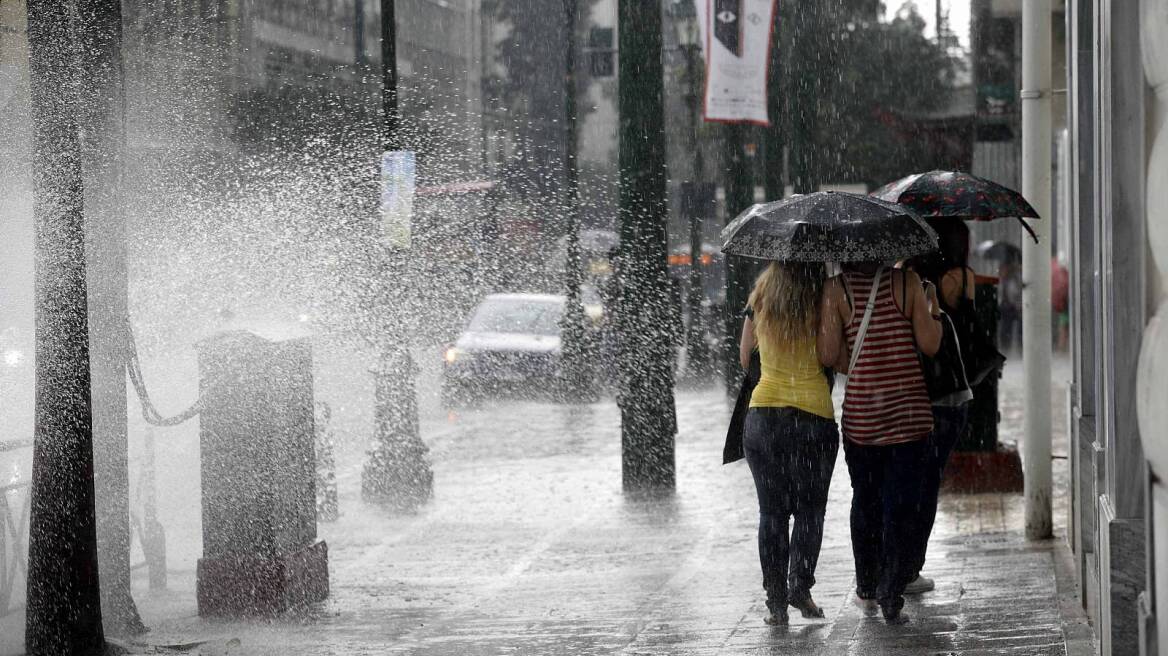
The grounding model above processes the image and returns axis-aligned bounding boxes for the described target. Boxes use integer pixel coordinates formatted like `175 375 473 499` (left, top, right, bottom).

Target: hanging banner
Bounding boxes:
700 0 776 125
380 150 415 248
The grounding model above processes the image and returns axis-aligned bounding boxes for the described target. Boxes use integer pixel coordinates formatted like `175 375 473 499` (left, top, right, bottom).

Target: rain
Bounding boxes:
0 0 1111 654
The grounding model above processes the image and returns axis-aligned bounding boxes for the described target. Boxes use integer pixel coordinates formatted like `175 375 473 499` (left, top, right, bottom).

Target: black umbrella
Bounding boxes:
871 170 1040 242
720 191 939 263
975 239 1022 263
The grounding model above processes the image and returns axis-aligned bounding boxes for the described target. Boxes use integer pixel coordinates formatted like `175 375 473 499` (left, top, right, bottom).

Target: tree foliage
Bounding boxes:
786 1 964 189
484 0 599 199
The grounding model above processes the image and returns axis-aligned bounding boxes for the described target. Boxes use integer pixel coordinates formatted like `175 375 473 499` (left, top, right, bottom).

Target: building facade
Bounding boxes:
1065 1 1166 654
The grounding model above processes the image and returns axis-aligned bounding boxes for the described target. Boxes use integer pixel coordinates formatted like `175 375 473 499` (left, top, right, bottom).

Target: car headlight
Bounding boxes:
444 347 464 364
4 349 23 367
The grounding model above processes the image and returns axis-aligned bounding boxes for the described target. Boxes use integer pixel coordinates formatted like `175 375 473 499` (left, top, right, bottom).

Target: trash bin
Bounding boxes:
195 330 328 616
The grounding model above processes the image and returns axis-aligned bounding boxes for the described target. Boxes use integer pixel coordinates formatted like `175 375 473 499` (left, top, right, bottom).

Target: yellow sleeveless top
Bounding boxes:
748 332 835 420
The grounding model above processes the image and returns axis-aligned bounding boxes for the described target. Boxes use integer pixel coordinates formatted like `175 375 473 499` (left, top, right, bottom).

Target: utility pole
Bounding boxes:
1021 0 1053 540
764 0 785 203
26 0 106 652
788 0 819 195
76 0 145 636
679 10 711 383
617 0 677 492
560 0 592 400
722 124 753 392
361 0 434 510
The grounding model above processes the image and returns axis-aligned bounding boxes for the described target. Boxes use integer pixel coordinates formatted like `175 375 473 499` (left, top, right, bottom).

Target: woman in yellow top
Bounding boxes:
737 261 839 626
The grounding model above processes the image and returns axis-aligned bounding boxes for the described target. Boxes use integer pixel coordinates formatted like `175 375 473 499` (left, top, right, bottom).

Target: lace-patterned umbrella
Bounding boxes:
720 191 938 263
871 170 1040 242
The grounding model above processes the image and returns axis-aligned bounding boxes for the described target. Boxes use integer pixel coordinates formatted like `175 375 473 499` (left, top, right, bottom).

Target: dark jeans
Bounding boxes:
743 407 839 613
911 404 970 577
843 437 928 614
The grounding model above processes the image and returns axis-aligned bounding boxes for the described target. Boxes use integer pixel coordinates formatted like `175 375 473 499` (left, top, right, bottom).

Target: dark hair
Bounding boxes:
909 218 970 286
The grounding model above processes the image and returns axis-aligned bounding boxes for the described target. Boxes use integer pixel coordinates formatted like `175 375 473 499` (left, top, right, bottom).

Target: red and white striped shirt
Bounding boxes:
841 270 934 446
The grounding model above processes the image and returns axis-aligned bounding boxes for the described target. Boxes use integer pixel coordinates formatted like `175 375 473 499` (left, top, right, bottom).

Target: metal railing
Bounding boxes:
0 431 170 619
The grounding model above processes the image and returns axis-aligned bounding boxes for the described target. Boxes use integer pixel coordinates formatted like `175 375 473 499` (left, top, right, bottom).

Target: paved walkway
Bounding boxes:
0 359 1096 655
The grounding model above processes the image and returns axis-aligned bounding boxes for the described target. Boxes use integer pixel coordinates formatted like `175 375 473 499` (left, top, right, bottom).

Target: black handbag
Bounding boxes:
918 272 1006 400
920 312 973 401
949 296 1007 386
723 349 761 465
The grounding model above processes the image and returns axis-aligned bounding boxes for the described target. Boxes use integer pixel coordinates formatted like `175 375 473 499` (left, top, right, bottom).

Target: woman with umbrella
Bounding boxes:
735 259 838 626
870 171 1027 597
900 219 977 596
722 192 940 626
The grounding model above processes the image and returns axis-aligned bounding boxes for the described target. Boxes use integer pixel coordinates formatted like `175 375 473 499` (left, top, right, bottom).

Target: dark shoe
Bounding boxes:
789 596 826 619
881 606 909 625
764 610 789 626
904 574 935 594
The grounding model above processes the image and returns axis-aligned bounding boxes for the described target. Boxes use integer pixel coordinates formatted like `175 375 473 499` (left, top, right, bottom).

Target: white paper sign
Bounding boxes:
701 0 776 125
380 151 415 248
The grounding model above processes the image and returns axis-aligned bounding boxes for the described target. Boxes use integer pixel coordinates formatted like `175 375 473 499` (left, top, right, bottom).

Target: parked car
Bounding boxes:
442 293 598 405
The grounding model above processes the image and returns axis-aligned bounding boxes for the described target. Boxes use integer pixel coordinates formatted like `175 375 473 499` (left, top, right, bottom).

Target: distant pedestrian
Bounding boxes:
737 262 839 626
904 219 977 595
998 259 1022 352
818 261 942 624
1052 257 1070 350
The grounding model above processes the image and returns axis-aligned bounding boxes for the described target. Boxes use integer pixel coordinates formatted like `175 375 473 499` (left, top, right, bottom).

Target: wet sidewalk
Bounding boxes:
113 360 1095 656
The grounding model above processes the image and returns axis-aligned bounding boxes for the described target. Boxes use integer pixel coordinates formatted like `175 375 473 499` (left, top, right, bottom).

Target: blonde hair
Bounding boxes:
748 261 825 343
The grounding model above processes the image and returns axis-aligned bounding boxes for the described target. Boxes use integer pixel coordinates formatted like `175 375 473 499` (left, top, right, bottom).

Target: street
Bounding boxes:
0 356 1077 656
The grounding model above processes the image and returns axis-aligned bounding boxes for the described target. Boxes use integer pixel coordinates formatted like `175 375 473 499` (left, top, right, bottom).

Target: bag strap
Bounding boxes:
848 266 883 375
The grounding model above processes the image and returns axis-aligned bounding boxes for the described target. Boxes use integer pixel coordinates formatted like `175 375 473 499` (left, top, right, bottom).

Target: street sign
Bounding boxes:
699 0 776 125
380 151 415 248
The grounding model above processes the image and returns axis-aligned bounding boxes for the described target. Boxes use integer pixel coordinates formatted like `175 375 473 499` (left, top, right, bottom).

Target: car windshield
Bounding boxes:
468 298 562 336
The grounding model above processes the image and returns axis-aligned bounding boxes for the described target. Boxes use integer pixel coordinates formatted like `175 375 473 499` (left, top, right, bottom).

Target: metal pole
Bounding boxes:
76 0 145 635
560 0 590 399
361 0 434 509
683 38 710 381
26 0 106 650
617 0 676 491
1022 0 1053 540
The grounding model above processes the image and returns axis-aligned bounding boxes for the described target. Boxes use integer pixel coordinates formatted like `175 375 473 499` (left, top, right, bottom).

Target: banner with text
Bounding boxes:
380 151 415 249
700 0 776 125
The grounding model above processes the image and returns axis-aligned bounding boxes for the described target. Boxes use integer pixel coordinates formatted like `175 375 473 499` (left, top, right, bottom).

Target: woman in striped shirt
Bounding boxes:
817 262 942 624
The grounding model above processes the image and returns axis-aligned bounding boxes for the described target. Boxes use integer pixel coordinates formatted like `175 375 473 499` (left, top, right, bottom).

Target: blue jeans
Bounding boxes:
911 404 970 577
844 437 928 614
743 408 839 613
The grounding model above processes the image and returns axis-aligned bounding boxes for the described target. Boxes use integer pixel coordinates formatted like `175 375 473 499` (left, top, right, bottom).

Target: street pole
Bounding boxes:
361 0 434 510
617 0 677 492
722 123 752 393
76 0 145 636
682 33 711 382
560 0 591 400
26 0 105 652
1022 0 1053 540
764 0 785 203
788 0 818 195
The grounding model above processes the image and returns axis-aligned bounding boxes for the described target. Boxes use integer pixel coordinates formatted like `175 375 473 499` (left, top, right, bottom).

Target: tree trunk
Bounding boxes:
76 0 146 636
25 0 106 652
616 0 676 492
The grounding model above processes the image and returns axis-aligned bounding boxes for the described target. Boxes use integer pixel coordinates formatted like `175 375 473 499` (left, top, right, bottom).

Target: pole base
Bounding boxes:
197 540 329 617
941 444 1025 494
